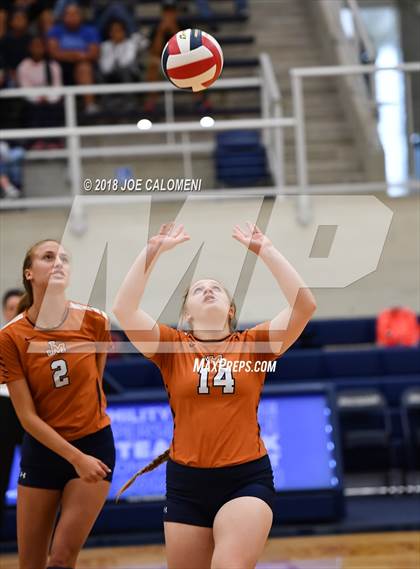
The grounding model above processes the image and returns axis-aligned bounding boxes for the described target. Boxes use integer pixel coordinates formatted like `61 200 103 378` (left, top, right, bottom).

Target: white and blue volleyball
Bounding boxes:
161 29 224 92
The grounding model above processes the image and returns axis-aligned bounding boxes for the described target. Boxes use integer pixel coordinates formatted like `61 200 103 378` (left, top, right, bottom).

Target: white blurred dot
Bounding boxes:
329 459 337 468
327 442 335 451
330 477 339 486
137 119 152 130
325 424 333 433
200 116 215 128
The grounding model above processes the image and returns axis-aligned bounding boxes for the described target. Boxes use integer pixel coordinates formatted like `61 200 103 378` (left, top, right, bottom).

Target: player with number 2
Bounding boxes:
0 239 115 569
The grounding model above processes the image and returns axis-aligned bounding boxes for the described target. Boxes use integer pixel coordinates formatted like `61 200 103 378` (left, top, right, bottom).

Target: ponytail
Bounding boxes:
16 238 61 315
116 448 170 502
16 292 32 315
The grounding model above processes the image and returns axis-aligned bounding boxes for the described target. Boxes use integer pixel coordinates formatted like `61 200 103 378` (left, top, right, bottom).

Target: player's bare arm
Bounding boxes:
233 222 317 355
7 379 110 483
112 222 190 356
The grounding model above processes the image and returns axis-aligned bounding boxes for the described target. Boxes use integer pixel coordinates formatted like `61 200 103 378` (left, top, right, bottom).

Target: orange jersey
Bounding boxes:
147 322 282 467
0 301 111 441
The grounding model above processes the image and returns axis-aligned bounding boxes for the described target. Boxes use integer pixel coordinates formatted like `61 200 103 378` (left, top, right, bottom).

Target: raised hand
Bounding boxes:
232 222 272 256
146 222 190 268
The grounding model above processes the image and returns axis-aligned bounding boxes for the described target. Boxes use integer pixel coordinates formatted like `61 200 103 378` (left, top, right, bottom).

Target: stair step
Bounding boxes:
284 143 360 162
282 100 346 120
284 126 353 144
286 169 367 185
286 157 361 175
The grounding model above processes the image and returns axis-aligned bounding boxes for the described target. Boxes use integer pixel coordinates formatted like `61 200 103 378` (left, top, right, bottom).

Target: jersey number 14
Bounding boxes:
197 368 235 394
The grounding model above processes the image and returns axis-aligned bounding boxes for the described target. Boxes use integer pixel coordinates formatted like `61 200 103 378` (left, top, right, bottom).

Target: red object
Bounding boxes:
202 34 223 88
376 307 420 347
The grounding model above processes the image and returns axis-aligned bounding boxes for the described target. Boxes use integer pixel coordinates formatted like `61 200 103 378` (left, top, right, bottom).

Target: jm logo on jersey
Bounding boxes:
203 354 224 371
46 341 67 356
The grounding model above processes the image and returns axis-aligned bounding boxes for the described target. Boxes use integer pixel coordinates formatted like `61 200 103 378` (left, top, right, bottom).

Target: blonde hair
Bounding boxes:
16 239 61 315
116 279 237 500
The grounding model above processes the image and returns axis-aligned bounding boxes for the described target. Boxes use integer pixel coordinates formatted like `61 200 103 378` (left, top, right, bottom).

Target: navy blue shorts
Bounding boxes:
164 454 276 528
18 425 116 491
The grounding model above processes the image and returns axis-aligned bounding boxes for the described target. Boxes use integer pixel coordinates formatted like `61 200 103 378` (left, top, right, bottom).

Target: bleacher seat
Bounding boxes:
336 389 393 473
324 350 381 377
294 318 377 348
215 130 269 186
380 347 420 375
336 376 419 404
267 347 420 381
401 387 420 471
105 357 162 390
267 350 325 381
140 14 248 26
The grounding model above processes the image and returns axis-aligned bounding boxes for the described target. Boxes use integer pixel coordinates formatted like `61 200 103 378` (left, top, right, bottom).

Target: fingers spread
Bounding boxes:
233 225 247 239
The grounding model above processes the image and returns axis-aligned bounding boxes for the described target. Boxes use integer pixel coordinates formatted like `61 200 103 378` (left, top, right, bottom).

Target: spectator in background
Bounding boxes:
0 0 12 39
0 141 25 199
195 0 248 18
12 0 55 25
38 6 54 36
0 288 24 537
2 9 31 85
144 0 211 114
99 19 148 84
17 35 64 149
94 1 137 40
47 3 100 114
0 49 8 131
53 0 136 40
2 289 23 330
144 0 180 113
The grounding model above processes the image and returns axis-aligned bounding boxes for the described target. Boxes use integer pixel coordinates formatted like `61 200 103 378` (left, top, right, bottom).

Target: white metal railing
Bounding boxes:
290 62 420 223
339 0 377 110
0 55 289 219
260 52 284 188
2 56 420 228
344 0 376 63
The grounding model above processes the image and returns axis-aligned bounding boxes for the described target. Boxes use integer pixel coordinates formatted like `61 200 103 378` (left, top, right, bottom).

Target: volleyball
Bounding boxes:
161 29 224 92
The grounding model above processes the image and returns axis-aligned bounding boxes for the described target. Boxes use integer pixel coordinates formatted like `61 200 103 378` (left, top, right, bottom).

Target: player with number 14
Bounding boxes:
113 221 317 569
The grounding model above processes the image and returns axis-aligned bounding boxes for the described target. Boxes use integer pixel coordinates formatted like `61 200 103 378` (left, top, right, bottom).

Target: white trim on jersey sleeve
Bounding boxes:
1 313 24 331
69 301 109 329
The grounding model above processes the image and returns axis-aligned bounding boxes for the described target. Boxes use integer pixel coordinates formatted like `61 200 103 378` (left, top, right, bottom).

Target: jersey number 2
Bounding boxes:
51 359 70 388
197 368 235 394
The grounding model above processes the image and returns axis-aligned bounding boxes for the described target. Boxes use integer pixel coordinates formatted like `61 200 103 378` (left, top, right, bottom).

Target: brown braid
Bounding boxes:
117 280 235 502
115 448 170 502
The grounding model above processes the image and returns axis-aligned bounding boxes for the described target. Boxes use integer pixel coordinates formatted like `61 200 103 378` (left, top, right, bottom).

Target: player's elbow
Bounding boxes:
112 302 126 325
306 298 317 314
300 291 317 315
